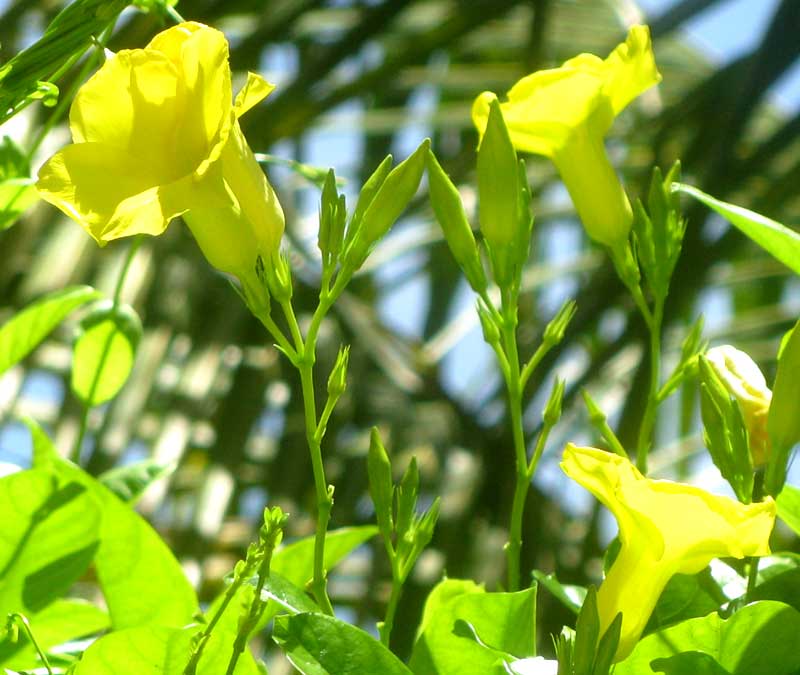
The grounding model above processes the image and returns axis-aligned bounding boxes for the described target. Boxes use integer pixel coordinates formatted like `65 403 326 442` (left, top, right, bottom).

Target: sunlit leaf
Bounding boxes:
410 579 537 674
24 420 197 629
0 470 101 617
616 601 800 675
273 612 412 675
0 599 109 671
71 302 141 406
675 184 800 275
0 286 101 377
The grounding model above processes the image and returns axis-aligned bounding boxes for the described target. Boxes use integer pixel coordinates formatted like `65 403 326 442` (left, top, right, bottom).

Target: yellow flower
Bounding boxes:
561 444 775 661
36 22 283 307
472 26 660 248
705 345 772 466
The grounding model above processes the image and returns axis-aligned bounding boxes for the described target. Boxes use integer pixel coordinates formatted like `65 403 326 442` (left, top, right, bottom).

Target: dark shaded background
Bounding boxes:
0 0 798 669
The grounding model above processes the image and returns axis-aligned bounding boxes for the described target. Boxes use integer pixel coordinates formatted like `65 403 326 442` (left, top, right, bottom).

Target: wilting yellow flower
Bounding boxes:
706 345 772 466
472 26 660 248
37 22 283 307
561 444 775 661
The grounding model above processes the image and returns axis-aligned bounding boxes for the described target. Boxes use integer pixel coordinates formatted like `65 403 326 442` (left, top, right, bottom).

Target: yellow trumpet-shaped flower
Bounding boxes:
37 22 284 308
705 345 772 466
561 444 775 662
472 26 660 247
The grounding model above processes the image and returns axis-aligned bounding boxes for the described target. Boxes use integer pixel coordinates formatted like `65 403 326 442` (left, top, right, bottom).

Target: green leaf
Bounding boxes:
674 184 800 276
71 302 142 406
574 586 600 675
410 579 537 674
615 601 800 675
99 459 176 504
0 0 127 124
532 571 586 614
73 624 260 675
273 612 412 675
22 420 197 628
0 470 101 617
0 137 37 231
648 573 719 632
0 599 109 670
651 652 731 675
207 525 379 640
593 613 622 675
776 484 800 536
766 319 800 495
0 285 101 377
272 526 378 585
750 568 800 614
249 571 320 614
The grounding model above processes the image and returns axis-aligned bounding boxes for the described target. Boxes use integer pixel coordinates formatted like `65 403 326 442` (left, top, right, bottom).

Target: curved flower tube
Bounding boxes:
472 26 660 248
706 345 772 466
561 444 775 661
37 22 284 308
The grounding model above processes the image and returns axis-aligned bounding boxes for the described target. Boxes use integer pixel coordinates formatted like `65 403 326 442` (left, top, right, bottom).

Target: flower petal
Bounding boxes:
472 67 606 158
176 26 233 176
145 21 207 63
600 25 661 118
69 49 181 182
561 443 776 661
36 143 184 242
561 444 665 555
234 72 275 118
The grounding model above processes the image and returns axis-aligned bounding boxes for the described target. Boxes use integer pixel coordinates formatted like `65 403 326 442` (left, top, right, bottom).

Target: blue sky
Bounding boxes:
641 0 800 112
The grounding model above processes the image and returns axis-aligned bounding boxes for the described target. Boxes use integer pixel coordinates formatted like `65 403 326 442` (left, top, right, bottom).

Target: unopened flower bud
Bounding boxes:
705 345 772 466
327 346 350 399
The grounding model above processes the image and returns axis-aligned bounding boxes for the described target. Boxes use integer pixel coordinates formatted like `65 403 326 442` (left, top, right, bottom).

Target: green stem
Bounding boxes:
183 570 250 675
636 300 663 474
527 418 554 479
225 539 280 675
314 393 338 445
499 296 528 593
519 342 549 391
279 296 336 616
380 564 403 647
746 472 765 601
252 307 297 361
166 5 187 23
6 614 53 675
596 418 629 459
71 236 141 462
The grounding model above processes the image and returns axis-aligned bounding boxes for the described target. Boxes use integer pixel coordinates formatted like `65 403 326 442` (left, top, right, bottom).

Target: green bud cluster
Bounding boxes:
631 162 686 303
341 140 430 276
698 354 754 503
367 428 441 583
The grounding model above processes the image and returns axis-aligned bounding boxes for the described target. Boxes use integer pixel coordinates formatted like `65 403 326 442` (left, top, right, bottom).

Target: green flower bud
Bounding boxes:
477 98 519 250
543 299 577 347
327 345 350 399
265 250 293 303
426 149 487 293
368 427 394 539
318 169 347 267
543 378 566 428
345 154 393 247
344 139 430 271
476 301 500 347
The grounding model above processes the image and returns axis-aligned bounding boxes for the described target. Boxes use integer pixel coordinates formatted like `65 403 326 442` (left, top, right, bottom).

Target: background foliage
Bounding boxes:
0 0 798 669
